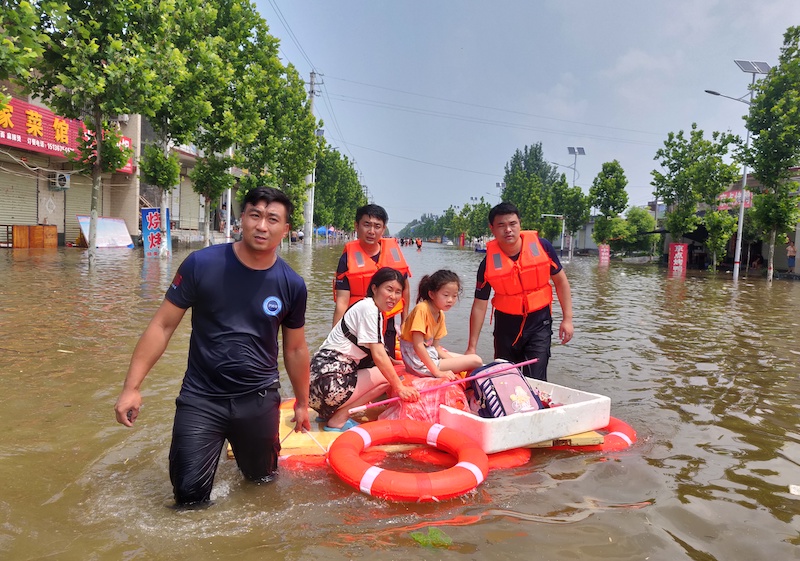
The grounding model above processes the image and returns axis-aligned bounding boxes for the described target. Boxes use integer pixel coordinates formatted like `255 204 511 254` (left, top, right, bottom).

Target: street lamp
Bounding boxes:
705 59 770 281
566 147 586 261
566 147 586 188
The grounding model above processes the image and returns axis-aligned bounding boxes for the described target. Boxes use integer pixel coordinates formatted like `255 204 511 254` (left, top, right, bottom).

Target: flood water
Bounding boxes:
0 241 798 560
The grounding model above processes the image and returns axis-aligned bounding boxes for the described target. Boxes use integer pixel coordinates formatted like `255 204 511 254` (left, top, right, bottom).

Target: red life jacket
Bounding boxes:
484 231 553 316
335 238 411 317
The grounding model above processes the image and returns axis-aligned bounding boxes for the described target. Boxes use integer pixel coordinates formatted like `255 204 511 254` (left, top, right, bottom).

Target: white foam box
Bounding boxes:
438 379 611 454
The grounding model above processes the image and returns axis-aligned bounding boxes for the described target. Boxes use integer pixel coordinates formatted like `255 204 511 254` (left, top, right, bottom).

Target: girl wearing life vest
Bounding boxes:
311 267 420 431
399 270 483 380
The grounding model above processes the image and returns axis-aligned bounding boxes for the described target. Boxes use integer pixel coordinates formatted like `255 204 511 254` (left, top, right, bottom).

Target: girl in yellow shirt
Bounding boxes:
400 269 483 380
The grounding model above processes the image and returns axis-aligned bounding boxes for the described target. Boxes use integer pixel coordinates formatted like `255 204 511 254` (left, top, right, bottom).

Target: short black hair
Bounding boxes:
243 187 293 224
488 202 520 226
366 267 406 296
355 204 388 225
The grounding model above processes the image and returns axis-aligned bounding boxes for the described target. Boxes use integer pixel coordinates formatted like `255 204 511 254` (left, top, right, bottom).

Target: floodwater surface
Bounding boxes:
0 242 798 560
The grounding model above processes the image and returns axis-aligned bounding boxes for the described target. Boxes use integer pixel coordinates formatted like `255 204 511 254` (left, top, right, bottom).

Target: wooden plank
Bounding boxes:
528 430 604 448
12 225 29 248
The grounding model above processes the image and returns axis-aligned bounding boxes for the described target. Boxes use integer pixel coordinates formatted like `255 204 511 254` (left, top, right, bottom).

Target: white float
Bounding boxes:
438 379 611 454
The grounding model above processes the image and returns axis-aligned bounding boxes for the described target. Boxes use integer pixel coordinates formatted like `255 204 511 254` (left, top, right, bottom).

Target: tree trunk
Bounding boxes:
712 251 717 272
745 245 751 278
88 109 103 270
767 228 776 282
204 197 211 247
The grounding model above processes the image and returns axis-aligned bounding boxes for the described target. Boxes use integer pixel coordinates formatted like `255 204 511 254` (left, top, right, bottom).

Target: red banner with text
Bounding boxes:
0 97 133 173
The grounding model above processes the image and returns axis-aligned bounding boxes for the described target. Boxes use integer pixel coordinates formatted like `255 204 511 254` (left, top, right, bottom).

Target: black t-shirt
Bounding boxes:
166 244 307 398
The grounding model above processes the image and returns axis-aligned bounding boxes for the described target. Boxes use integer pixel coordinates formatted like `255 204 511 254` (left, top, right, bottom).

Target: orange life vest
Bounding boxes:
335 238 411 317
483 231 554 316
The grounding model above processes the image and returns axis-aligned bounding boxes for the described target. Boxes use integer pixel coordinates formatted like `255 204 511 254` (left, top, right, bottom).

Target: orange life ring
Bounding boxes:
328 419 489 502
408 446 531 470
552 416 636 452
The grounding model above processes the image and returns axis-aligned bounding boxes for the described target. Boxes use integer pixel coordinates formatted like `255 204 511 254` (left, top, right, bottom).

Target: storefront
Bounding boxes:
0 96 138 247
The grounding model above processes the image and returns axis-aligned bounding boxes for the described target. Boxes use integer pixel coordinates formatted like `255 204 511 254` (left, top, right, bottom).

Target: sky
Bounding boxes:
254 0 800 233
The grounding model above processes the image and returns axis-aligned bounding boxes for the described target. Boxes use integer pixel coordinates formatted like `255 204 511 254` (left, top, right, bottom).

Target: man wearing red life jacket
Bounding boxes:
466 202 573 381
334 204 411 357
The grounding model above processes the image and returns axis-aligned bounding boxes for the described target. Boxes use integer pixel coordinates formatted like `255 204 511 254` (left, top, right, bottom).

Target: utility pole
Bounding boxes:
303 71 317 246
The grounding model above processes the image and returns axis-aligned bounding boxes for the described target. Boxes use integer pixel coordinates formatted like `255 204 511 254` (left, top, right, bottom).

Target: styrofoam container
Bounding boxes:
438 379 611 454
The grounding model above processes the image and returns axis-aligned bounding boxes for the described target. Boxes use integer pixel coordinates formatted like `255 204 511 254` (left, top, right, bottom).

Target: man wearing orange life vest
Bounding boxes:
466 202 573 381
334 204 411 357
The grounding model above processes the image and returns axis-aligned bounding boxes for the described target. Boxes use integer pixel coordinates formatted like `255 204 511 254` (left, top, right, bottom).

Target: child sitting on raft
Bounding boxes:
399 269 483 381
309 267 420 431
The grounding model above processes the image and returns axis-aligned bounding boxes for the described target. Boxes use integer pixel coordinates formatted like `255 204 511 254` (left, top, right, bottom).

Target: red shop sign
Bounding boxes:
0 97 133 173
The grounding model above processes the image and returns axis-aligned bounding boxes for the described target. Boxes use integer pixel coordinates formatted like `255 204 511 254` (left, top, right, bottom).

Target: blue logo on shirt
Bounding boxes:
262 296 283 316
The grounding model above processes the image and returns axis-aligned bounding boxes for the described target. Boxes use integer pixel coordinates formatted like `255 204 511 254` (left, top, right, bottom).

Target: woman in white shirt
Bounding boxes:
309 267 420 431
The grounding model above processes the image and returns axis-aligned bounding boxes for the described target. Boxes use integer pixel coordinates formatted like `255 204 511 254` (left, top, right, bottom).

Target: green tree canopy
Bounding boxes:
590 160 629 219
651 123 738 244
742 25 800 281
502 142 560 231
26 0 174 268
0 0 48 106
590 160 629 244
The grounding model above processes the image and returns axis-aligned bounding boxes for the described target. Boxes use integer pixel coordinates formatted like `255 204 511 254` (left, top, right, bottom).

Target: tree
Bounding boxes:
552 174 590 253
140 0 222 254
0 0 48 107
503 142 560 231
742 25 800 281
651 124 738 253
241 61 317 227
27 0 173 268
624 206 658 253
590 160 629 244
313 145 365 230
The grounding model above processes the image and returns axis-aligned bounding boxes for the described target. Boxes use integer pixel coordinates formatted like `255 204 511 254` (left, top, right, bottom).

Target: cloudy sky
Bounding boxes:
255 0 800 232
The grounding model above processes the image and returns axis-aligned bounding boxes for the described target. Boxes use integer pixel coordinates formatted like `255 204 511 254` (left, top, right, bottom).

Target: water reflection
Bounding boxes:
0 245 798 559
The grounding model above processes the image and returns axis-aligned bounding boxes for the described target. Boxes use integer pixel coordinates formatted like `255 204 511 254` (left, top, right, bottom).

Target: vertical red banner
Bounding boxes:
598 244 610 266
669 243 688 277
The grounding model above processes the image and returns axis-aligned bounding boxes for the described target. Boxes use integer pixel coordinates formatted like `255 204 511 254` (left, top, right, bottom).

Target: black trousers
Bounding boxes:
494 314 552 381
168 388 281 506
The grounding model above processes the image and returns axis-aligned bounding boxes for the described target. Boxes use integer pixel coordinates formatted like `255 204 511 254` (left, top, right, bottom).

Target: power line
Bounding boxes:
266 0 316 72
329 137 500 177
327 75 665 137
325 93 660 148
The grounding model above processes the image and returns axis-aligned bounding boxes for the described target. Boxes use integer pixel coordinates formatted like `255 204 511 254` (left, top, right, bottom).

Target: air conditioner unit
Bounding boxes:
49 172 70 191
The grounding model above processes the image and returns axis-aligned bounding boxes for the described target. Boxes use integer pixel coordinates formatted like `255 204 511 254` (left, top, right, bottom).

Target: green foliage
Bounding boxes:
139 143 181 191
703 209 738 271
190 155 236 204
30 0 172 121
594 215 630 252
502 142 561 231
313 145 366 230
624 206 658 253
68 122 131 174
554 179 591 237
410 527 453 548
742 25 800 279
0 0 49 106
651 123 738 241
590 160 629 218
